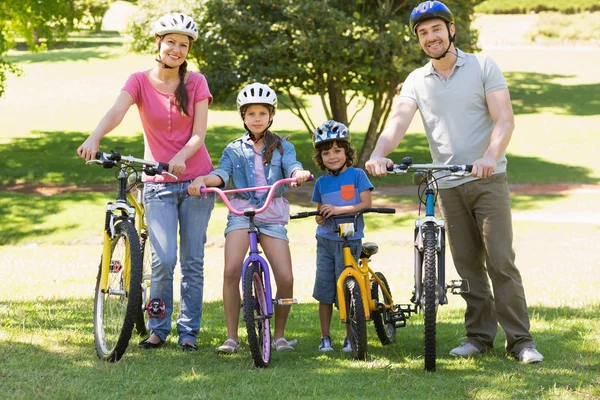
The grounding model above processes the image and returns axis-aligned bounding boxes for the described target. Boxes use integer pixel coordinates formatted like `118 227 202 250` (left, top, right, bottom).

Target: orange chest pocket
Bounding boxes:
340 184 355 201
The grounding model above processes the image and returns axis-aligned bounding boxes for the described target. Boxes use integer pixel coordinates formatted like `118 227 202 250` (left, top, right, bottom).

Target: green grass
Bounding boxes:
475 0 600 14
525 12 600 42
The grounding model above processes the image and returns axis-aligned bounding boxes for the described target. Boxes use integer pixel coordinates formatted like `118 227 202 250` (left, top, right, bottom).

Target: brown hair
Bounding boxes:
312 140 356 171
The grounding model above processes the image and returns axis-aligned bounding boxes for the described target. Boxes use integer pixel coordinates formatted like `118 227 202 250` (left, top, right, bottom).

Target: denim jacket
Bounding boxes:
210 134 303 206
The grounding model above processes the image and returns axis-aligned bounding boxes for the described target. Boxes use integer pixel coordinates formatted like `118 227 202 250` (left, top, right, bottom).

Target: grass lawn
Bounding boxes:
1 20 599 400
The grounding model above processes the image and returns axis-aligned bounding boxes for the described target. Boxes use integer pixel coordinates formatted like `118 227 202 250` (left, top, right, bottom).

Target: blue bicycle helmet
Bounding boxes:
409 1 454 35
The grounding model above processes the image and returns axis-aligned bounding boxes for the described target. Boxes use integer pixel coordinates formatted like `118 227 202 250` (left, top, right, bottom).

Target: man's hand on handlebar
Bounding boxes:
77 137 101 162
365 156 393 177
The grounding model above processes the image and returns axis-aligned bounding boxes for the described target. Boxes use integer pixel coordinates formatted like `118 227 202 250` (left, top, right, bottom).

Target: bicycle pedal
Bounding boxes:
275 298 298 306
449 279 470 294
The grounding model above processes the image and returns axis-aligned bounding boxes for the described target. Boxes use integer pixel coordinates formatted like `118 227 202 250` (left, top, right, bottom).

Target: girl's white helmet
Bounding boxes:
236 83 278 116
154 13 198 41
313 120 350 147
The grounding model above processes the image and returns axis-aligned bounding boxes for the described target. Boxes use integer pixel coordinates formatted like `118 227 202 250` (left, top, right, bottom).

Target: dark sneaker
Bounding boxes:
318 336 334 352
342 336 352 353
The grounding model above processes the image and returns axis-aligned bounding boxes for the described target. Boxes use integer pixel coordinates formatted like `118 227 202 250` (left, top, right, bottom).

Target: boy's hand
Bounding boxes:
315 215 325 226
319 204 339 218
291 169 311 187
188 176 207 197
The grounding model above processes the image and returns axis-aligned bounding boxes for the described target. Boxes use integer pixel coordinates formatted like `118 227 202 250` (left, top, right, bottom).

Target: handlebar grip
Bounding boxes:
371 207 396 214
465 165 473 172
307 174 315 182
290 211 320 219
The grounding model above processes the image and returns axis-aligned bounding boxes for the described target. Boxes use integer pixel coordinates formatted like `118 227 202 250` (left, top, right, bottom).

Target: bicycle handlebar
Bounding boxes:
200 175 314 216
88 151 172 177
386 156 472 176
289 207 396 220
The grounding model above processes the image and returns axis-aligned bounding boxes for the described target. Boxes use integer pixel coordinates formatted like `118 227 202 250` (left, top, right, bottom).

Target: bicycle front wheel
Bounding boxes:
371 272 396 345
93 220 142 362
423 228 438 371
243 262 271 368
344 277 367 360
134 231 152 336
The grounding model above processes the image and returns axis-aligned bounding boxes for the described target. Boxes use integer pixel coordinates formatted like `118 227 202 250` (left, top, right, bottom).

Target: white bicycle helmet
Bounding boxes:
313 120 350 147
153 13 198 41
236 83 278 116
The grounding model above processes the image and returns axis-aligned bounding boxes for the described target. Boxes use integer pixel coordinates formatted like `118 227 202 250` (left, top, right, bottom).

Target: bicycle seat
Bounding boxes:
360 242 378 258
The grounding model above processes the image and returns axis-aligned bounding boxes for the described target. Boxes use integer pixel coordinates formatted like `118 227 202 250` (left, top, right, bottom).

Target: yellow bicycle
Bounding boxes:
86 151 171 361
291 208 407 360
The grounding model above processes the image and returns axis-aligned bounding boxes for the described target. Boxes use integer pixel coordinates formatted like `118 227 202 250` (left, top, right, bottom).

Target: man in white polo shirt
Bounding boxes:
365 1 543 364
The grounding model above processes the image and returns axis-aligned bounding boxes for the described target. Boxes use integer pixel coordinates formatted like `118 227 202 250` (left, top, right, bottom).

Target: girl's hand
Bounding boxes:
291 169 311 187
319 204 338 218
315 215 325 226
169 154 187 177
188 176 206 197
77 136 101 161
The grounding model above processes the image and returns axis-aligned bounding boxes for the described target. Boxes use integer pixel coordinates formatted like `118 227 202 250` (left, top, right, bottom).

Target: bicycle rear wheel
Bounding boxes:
93 220 142 362
371 272 396 345
134 230 152 336
423 228 438 371
243 262 271 368
344 277 367 360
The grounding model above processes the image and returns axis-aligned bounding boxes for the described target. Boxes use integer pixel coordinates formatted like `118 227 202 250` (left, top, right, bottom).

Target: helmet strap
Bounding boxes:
327 165 346 176
155 56 176 69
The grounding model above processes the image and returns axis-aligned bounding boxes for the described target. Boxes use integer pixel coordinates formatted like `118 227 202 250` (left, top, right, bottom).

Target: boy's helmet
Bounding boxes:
313 120 350 147
154 13 198 41
237 83 278 117
409 1 454 35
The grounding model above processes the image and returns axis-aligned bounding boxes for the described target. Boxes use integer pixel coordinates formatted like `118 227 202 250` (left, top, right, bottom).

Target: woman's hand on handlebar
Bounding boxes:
168 154 187 177
291 169 312 187
77 136 100 162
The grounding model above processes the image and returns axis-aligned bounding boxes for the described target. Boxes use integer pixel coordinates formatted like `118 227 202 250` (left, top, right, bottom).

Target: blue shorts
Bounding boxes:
224 213 289 242
313 235 362 305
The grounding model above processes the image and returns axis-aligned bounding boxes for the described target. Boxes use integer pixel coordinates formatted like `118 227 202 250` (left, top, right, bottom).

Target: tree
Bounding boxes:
2 0 80 51
75 0 114 33
0 13 22 98
128 0 481 165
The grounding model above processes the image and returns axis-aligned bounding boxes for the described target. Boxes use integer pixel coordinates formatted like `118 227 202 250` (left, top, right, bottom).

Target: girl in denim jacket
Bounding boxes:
189 83 311 353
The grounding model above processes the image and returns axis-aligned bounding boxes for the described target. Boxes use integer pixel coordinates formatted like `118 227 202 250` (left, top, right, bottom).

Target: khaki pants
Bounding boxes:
438 173 534 355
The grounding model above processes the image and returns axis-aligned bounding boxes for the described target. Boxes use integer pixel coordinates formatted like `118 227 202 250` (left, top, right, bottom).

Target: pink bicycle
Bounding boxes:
200 176 312 368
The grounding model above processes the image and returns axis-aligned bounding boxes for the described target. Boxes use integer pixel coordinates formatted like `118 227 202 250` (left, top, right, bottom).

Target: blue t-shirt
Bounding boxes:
312 168 374 241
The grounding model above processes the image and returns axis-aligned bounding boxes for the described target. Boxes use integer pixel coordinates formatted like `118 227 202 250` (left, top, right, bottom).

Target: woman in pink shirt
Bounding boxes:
77 13 214 352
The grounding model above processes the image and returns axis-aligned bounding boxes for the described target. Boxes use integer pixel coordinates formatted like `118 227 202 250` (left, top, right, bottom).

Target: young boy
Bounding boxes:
311 120 373 352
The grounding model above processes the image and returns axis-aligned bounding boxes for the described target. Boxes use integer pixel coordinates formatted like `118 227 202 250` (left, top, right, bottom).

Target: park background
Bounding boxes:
0 0 599 398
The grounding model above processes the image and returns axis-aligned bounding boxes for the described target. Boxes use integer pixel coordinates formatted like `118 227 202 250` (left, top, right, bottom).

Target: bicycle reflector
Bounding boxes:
275 298 298 305
338 223 355 238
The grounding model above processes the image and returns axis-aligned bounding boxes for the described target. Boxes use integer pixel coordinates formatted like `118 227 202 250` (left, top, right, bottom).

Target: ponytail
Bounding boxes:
262 130 286 165
175 60 190 117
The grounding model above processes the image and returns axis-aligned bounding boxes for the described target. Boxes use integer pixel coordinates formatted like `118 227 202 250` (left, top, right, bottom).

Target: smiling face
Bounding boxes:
242 104 273 137
155 33 191 68
416 18 455 59
320 141 348 173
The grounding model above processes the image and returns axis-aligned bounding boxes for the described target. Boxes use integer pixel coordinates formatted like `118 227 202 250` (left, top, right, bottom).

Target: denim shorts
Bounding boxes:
224 213 289 242
313 235 362 305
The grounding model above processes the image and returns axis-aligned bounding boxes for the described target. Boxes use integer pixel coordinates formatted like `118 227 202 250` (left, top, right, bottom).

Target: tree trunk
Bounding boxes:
356 88 395 168
327 79 348 125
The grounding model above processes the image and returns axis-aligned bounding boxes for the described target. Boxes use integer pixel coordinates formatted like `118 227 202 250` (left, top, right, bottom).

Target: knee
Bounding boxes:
223 263 242 284
277 274 294 292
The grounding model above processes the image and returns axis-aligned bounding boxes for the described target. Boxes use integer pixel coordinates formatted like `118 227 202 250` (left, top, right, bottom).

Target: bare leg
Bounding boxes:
261 235 294 340
223 229 249 343
319 303 333 337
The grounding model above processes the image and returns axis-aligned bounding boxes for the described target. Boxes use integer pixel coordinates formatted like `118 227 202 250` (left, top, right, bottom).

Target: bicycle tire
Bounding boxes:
371 272 396 345
423 228 438 371
344 277 367 360
93 220 142 362
243 262 271 368
134 231 152 336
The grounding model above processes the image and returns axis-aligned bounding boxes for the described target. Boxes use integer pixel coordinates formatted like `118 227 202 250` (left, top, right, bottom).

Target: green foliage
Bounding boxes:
475 0 600 14
0 18 22 98
75 0 114 32
526 12 600 42
127 0 481 163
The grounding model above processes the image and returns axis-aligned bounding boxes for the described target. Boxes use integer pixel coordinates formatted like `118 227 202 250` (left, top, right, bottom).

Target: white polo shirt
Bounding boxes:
399 49 508 188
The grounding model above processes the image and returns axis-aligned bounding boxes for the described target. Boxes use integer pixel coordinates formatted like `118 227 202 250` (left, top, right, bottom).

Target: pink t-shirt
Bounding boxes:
122 71 214 182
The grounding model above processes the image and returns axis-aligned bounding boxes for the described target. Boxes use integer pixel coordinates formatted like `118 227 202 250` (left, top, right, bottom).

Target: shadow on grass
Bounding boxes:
1 299 599 398
506 72 600 116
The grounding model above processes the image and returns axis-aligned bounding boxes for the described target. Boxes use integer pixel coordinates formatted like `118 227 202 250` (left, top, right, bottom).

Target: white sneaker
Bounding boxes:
449 342 481 358
517 347 544 364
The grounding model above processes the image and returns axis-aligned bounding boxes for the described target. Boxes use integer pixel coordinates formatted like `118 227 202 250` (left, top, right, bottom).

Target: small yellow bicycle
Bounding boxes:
291 208 407 360
86 151 172 361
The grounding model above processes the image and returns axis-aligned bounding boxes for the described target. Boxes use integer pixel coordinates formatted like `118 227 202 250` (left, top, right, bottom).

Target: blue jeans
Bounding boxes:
143 180 214 345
